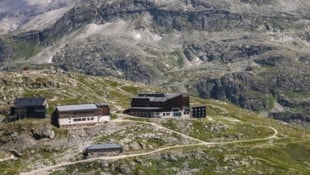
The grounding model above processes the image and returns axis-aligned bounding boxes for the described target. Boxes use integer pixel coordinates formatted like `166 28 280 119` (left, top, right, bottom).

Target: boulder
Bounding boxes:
101 162 109 168
31 128 55 140
119 165 131 175
162 153 178 162
10 149 23 157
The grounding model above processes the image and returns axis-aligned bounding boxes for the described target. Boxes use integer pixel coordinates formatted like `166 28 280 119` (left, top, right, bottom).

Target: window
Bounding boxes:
166 113 170 116
173 112 181 117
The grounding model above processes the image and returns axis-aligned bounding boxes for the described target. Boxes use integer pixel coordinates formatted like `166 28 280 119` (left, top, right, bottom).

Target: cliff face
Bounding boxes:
0 0 76 35
0 0 309 123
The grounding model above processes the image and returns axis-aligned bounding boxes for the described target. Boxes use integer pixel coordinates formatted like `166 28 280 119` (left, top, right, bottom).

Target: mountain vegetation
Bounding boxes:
0 70 309 175
0 0 309 124
0 1 309 174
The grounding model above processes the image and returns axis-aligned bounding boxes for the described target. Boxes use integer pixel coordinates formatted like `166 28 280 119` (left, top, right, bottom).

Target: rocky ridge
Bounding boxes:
0 0 309 123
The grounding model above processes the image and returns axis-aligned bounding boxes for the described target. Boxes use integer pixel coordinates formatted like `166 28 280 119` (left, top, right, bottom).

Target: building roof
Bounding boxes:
56 104 97 112
14 98 46 106
86 143 123 151
130 107 163 110
133 93 183 102
129 107 164 112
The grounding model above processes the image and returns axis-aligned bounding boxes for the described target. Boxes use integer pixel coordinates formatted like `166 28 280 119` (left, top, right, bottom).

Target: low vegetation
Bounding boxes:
0 70 155 114
0 70 309 174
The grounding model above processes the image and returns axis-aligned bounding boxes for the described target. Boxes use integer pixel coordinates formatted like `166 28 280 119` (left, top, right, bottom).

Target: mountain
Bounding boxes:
0 0 76 35
0 70 309 175
0 0 309 123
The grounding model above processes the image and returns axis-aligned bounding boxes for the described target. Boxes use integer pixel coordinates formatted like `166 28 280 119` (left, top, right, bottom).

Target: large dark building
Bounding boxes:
10 98 48 118
125 93 191 118
125 93 207 118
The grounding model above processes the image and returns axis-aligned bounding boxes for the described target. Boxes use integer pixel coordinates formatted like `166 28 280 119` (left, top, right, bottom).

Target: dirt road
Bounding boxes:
20 118 279 175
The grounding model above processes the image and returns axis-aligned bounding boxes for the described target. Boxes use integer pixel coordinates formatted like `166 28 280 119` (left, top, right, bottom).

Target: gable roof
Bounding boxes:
14 98 46 106
56 104 97 112
86 143 123 151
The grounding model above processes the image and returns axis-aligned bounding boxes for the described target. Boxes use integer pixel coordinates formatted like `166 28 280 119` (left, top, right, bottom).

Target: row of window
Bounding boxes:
193 111 206 115
162 113 170 116
134 110 194 117
183 111 190 115
157 111 190 116
173 112 182 116
73 117 95 122
192 111 206 117
133 112 153 117
193 108 205 112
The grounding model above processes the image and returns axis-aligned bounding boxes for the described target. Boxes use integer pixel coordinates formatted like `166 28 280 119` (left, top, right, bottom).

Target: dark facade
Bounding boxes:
191 105 207 118
125 93 190 118
10 98 47 118
86 144 123 158
131 93 189 110
97 103 110 116
126 93 207 118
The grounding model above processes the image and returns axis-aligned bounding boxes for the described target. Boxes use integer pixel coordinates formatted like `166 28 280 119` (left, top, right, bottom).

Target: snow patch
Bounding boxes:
132 29 162 43
0 17 20 35
135 33 141 39
194 57 203 65
77 20 162 44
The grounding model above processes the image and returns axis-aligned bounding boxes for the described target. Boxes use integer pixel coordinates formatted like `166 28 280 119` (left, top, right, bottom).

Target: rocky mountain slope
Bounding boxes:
0 69 155 114
0 0 309 123
0 70 309 175
0 0 76 35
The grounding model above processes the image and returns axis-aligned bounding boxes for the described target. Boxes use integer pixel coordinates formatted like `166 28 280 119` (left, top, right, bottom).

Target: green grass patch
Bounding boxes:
51 161 101 175
0 159 24 175
12 42 42 60
121 85 145 95
267 95 275 111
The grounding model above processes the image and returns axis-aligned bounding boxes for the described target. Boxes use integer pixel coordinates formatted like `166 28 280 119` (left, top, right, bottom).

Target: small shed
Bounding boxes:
11 98 48 118
86 143 123 158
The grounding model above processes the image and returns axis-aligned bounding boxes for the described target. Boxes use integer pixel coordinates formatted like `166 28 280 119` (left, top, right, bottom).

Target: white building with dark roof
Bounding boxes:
54 103 110 128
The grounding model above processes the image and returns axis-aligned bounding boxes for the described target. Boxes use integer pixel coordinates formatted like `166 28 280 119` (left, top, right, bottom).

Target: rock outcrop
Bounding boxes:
0 0 309 123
